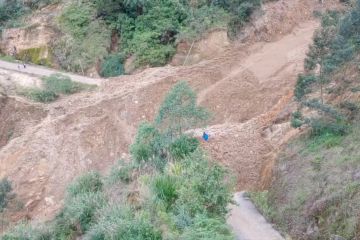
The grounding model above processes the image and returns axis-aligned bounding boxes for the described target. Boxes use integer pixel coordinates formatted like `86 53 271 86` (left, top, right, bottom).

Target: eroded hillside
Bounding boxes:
0 0 342 228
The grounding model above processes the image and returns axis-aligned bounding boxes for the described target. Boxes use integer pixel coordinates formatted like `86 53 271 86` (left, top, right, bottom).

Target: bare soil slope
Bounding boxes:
0 0 329 222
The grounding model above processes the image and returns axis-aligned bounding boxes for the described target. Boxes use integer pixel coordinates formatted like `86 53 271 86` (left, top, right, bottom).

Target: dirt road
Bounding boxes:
227 192 284 240
0 60 102 85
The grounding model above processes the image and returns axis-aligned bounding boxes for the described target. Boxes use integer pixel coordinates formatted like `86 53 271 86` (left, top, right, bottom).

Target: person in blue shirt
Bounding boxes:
202 132 209 142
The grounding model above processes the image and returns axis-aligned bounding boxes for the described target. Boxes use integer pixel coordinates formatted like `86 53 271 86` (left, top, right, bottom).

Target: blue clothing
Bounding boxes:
202 132 209 141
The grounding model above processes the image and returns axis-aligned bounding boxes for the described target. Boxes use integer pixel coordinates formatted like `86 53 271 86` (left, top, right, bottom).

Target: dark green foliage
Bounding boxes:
130 122 162 164
100 53 125 77
87 0 261 68
62 192 107 232
152 175 178 210
294 74 317 100
156 81 209 141
43 74 92 95
0 178 12 212
308 118 349 136
1 223 52 240
226 0 261 39
21 88 59 103
84 205 162 240
1 81 233 240
291 111 303 128
131 81 207 166
107 160 134 184
173 151 232 219
67 171 103 198
19 74 94 103
340 101 359 113
304 99 346 121
169 135 199 160
55 2 110 73
0 0 27 26
179 216 234 240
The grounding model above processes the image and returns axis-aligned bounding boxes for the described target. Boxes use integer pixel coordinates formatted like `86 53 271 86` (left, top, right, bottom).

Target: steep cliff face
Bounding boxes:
0 4 60 65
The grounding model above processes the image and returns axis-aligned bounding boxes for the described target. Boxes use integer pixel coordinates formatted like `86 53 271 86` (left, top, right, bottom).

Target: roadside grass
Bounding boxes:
18 73 96 103
267 120 360 239
0 55 17 63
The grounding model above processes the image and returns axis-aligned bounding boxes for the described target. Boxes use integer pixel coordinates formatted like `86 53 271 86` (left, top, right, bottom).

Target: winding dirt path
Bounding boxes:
0 60 102 85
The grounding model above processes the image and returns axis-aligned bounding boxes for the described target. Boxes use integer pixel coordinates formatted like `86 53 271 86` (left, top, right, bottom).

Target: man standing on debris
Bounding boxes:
202 132 209 142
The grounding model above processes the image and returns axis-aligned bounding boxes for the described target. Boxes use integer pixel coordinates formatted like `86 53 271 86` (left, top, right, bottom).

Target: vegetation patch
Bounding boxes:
17 47 53 67
1 81 234 239
18 74 95 103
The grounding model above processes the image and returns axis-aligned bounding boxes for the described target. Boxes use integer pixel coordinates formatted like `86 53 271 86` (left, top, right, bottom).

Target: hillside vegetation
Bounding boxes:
251 1 360 239
0 81 235 239
1 0 266 76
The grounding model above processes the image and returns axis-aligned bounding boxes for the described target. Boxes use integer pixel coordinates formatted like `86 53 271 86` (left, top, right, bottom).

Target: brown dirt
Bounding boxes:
0 0 337 224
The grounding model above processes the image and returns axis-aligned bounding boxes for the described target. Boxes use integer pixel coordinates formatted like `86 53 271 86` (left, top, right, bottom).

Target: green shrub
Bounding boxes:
1 223 52 240
179 216 234 240
294 74 317 100
169 135 199 160
308 118 349 137
20 88 58 103
100 53 125 78
84 205 162 240
107 161 134 184
291 111 304 128
173 150 232 219
55 2 110 73
130 122 162 164
67 171 103 198
156 81 210 141
62 192 107 232
43 74 91 94
152 175 178 210
0 178 12 212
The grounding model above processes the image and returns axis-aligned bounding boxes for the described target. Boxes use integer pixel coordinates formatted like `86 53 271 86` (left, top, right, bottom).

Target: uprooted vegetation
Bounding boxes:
18 74 95 103
251 2 360 239
1 81 235 239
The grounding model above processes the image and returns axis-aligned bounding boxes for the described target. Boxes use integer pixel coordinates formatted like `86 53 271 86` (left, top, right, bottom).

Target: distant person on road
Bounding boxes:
202 132 209 142
23 63 26 69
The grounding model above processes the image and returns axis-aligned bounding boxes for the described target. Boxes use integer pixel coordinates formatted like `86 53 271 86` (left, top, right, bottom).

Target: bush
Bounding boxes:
62 192 107 232
84 205 162 240
1 223 52 240
151 175 178 210
173 150 232 219
19 74 94 103
20 88 58 103
294 74 317 101
0 178 12 212
291 111 304 128
100 53 125 77
156 81 209 141
169 135 199 160
179 216 234 240
130 122 162 164
308 118 349 136
43 74 93 95
107 161 134 184
67 171 103 198
55 2 110 73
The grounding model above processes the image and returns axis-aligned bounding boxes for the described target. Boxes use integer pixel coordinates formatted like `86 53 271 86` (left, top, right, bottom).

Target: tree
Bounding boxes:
155 81 210 142
305 17 337 103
